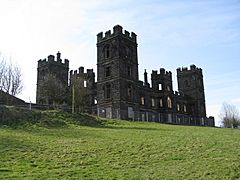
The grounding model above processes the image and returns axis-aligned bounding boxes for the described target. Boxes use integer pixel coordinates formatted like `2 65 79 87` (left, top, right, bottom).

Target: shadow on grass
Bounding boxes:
0 106 171 133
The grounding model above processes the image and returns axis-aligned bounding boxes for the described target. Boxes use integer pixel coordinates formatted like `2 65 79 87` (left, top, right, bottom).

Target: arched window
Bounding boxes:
151 98 155 107
159 98 163 107
94 98 97 104
177 104 180 111
183 104 187 112
127 84 133 98
167 97 172 108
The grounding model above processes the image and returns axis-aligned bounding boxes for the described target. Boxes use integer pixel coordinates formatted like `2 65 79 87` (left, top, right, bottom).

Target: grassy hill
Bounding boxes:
0 106 240 179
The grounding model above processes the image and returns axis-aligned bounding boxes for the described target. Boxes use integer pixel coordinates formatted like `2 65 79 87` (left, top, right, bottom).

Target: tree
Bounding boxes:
0 55 23 96
220 102 240 128
40 74 67 106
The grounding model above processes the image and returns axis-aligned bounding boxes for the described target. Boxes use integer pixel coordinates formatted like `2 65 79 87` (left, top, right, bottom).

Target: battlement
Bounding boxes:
151 68 172 79
177 64 202 73
70 66 95 77
97 25 137 43
37 51 69 68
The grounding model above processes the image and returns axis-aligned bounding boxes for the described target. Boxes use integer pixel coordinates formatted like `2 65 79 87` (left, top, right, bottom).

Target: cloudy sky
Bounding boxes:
0 0 240 126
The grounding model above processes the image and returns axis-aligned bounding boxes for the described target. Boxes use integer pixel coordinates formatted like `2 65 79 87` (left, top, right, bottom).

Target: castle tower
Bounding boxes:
69 67 96 113
151 68 173 92
177 65 206 123
96 25 139 119
36 52 69 105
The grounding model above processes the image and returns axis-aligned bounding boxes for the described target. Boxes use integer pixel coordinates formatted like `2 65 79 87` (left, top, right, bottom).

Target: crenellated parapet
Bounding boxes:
37 51 69 68
151 68 173 91
177 64 202 74
151 68 172 81
152 68 172 78
70 66 95 77
70 66 95 88
97 25 137 43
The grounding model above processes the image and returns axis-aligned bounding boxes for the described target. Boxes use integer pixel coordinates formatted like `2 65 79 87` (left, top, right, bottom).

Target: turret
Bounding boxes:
177 64 206 120
151 68 173 92
144 69 149 87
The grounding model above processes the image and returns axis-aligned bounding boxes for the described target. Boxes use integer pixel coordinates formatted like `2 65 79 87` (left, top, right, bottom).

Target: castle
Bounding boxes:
36 25 215 127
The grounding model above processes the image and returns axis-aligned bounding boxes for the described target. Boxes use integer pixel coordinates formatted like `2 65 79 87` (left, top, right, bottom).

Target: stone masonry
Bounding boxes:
36 25 215 127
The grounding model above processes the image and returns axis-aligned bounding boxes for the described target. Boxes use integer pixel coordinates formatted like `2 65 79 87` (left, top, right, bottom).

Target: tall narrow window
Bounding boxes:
127 66 132 76
104 45 110 58
151 98 155 107
127 84 132 98
183 104 187 112
177 104 180 111
105 66 111 77
159 98 163 107
105 84 111 99
84 80 87 87
141 97 145 105
167 97 172 108
106 48 110 58
159 83 162 90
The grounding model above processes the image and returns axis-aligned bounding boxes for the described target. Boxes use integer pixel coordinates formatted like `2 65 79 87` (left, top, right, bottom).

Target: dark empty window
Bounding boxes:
127 84 132 98
105 84 111 99
184 80 189 87
105 66 111 77
127 66 132 76
104 45 110 58
159 98 163 107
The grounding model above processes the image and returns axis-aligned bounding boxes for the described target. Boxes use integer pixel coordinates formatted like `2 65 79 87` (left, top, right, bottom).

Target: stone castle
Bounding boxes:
36 25 215 126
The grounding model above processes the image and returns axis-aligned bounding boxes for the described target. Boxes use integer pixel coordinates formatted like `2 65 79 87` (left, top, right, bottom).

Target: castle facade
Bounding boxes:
36 25 214 126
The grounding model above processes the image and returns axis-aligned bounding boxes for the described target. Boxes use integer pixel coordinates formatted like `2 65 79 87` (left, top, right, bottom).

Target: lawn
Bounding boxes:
0 108 240 179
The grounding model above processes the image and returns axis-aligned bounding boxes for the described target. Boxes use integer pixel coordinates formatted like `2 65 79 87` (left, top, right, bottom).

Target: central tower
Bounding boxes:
96 25 139 119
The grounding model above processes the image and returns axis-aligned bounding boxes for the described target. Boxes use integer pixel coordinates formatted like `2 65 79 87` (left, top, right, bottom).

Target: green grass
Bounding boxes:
0 107 240 179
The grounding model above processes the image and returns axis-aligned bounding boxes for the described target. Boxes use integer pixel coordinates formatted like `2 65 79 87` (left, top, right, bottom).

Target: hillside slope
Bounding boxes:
0 107 240 179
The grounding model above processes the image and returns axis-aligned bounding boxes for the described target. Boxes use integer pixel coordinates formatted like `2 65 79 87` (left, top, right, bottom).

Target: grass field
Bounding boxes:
0 107 240 179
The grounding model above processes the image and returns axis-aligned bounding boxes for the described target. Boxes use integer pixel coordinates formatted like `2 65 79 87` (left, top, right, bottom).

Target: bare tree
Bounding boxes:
0 56 6 90
220 102 240 128
0 55 23 96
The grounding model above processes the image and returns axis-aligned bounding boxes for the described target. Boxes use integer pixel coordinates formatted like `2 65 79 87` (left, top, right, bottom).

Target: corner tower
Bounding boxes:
96 25 139 119
177 65 206 122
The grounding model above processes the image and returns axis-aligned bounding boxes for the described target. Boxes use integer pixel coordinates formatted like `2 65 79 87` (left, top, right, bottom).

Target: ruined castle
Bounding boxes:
36 25 215 126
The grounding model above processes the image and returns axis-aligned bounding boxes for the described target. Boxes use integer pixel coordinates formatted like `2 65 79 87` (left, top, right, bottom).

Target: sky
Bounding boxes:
0 0 240 126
